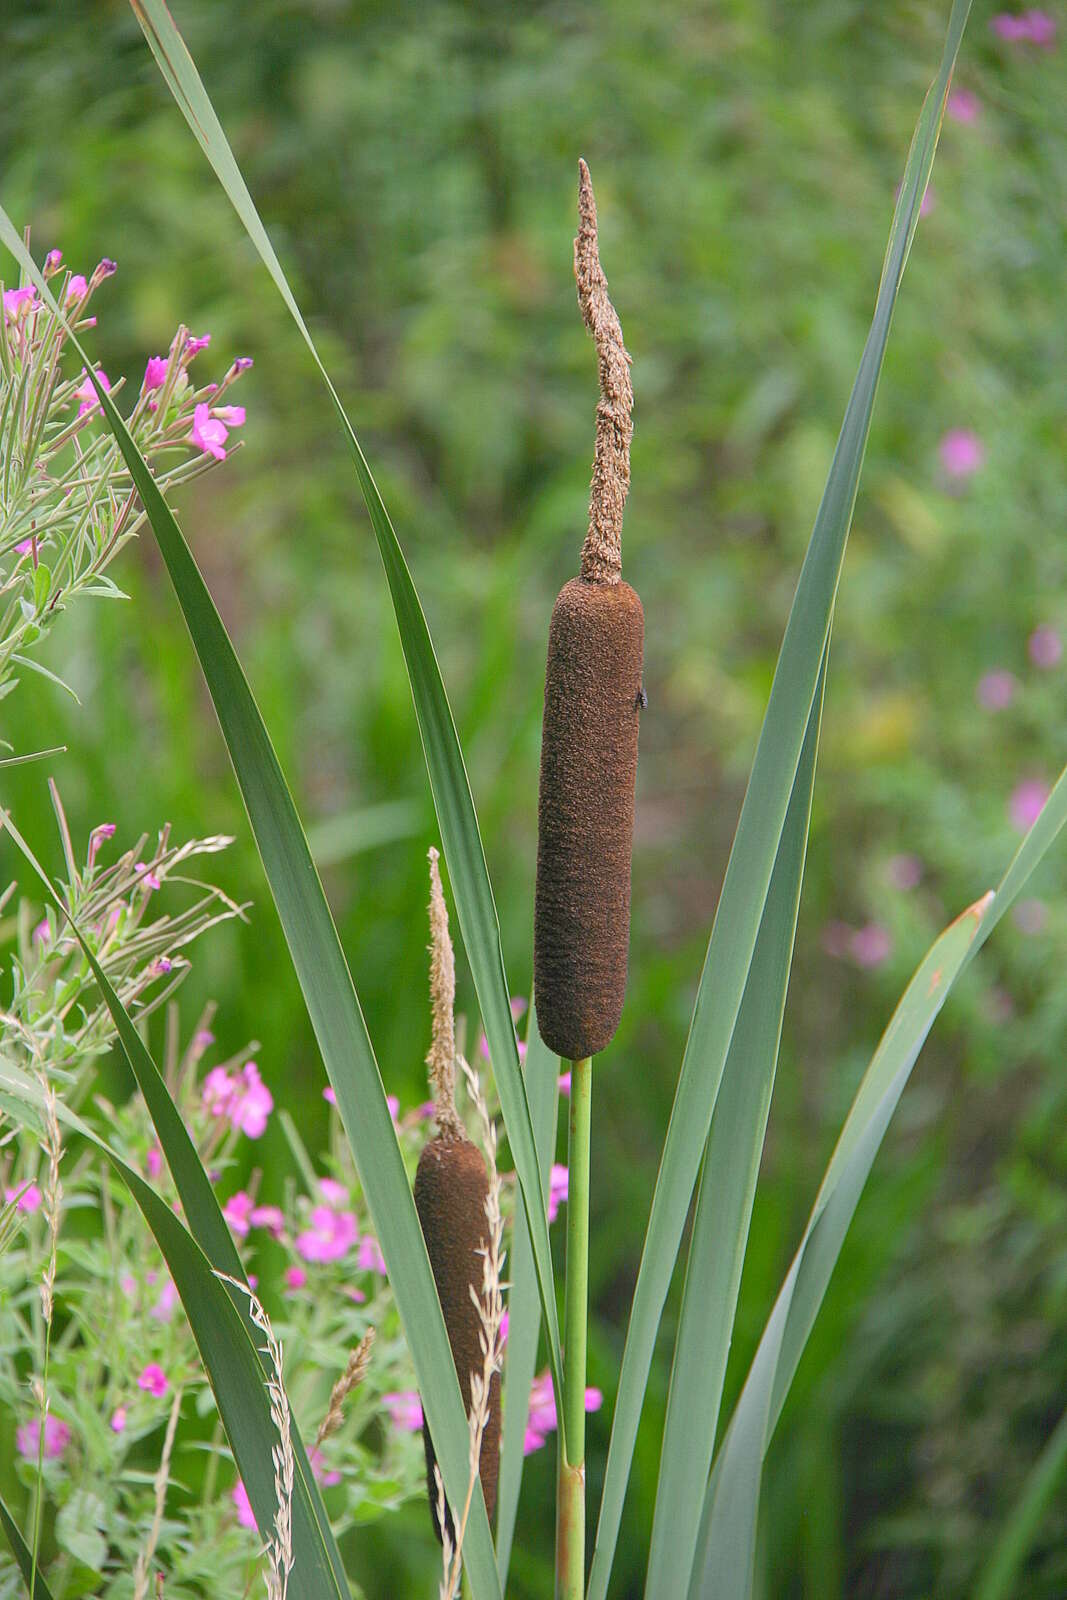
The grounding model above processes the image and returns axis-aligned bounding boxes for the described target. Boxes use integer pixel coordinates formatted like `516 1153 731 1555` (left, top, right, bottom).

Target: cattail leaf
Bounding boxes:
688 760 1067 1598
495 1000 560 1584
974 1404 1067 1600
587 6 971 1593
0 811 349 1599
128 0 566 1436
0 1057 340 1600
0 1491 58 1600
644 646 827 1600
0 222 501 1600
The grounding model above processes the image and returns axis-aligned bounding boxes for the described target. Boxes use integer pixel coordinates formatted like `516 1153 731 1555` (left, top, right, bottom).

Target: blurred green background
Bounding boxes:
2 1 1066 1594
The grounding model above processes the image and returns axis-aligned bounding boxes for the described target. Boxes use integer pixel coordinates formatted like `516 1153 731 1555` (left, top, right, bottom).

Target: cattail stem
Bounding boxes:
556 1054 592 1600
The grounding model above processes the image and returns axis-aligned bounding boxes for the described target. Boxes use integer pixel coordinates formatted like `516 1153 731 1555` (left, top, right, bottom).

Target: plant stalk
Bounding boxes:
556 1054 592 1599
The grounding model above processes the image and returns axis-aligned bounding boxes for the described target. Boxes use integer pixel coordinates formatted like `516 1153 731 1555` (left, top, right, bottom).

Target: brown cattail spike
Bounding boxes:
415 1132 501 1542
426 847 464 1141
534 162 644 1062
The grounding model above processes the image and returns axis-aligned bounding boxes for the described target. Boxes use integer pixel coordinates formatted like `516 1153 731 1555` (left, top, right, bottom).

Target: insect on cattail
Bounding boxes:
534 159 644 1063
414 849 501 1542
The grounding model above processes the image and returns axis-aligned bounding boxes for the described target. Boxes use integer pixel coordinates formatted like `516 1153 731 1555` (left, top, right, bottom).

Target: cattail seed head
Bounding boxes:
414 1132 502 1541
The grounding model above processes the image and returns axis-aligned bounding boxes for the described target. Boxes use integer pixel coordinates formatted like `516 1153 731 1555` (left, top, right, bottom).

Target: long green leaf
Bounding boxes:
0 1057 337 1599
0 1492 57 1600
496 1000 560 1584
128 0 565 1428
0 223 501 1600
975 1404 1067 1600
644 647 826 1599
690 759 1067 1597
587 7 971 1591
0 811 349 1599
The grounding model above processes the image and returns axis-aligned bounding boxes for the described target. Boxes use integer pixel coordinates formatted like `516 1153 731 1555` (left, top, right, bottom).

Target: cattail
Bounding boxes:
534 159 644 1062
415 850 502 1542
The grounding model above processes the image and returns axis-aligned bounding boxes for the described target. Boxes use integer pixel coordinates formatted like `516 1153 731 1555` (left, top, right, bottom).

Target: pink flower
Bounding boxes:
947 88 980 123
3 285 36 319
92 258 117 284
223 1191 254 1237
231 1062 273 1138
145 1146 163 1179
1025 10 1056 46
323 1086 337 1105
522 1370 600 1454
295 1206 358 1263
939 428 984 479
134 862 162 892
383 1391 423 1432
250 1204 285 1237
500 1309 510 1345
190 402 228 461
850 923 892 969
44 249 62 274
886 854 922 891
186 332 211 355
387 1094 400 1121
15 537 34 556
137 1364 169 1398
74 368 111 418
65 274 88 303
87 821 116 866
309 1447 341 1487
318 1177 349 1207
993 10 1056 45
202 1065 236 1118
416 1100 436 1120
233 1480 256 1530
150 1279 179 1322
16 1416 71 1460
5 1182 42 1213
1028 625 1062 668
111 1406 127 1434
558 1071 571 1097
547 1164 569 1224
32 917 51 946
213 404 245 426
1010 778 1050 832
194 1029 215 1051
231 356 254 374
357 1235 387 1275
284 1264 307 1291
1013 898 1048 935
977 670 1018 711
143 355 168 391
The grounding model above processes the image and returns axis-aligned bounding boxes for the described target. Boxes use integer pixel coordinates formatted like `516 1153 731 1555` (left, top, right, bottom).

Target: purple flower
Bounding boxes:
992 10 1056 45
547 1164 569 1225
16 1415 71 1461
383 1391 423 1432
886 854 922 891
186 332 211 356
143 355 168 391
137 1364 169 1398
43 249 63 274
5 1181 42 1213
850 923 892 969
977 670 1018 711
65 275 88 304
92 258 117 284
74 368 111 418
295 1206 358 1263
233 1480 256 1530
223 1191 254 1237
947 88 979 123
190 402 228 461
231 356 254 374
1010 778 1050 832
939 428 984 480
1028 625 1062 669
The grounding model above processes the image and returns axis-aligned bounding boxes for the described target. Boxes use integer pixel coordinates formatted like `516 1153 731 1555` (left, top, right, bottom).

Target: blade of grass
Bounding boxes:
127 0 564 1429
644 645 826 1600
974 1404 1067 1600
0 221 501 1599
689 761 1067 1597
0 1056 340 1600
0 809 349 1598
0 1494 57 1600
587 7 971 1591
496 1000 560 1585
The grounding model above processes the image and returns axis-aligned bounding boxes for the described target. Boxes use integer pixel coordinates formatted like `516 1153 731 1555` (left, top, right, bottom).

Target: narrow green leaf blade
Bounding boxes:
496 1001 560 1583
975 1405 1067 1600
0 1492 57 1600
0 222 500 1599
645 647 826 1600
587 6 971 1591
689 761 1067 1598
128 0 564 1426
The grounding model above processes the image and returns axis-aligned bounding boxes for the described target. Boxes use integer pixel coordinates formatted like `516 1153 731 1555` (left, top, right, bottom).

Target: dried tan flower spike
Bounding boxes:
534 160 644 1062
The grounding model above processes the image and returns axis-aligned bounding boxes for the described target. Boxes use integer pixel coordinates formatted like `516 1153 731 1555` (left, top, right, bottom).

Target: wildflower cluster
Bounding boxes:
0 249 252 734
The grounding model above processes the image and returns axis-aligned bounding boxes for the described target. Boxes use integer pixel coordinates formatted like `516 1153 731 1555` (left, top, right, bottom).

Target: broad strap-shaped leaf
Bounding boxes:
495 1001 560 1584
0 1492 57 1600
0 219 501 1600
689 759 1067 1597
0 1057 342 1600
644 647 826 1600
0 811 348 1598
587 6 972 1592
127 0 564 1427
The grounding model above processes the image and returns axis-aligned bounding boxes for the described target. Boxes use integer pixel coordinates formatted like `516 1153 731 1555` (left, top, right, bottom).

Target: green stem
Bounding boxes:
556 1055 592 1600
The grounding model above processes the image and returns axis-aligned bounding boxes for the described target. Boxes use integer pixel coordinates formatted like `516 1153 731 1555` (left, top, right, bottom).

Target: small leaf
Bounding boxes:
32 562 51 609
